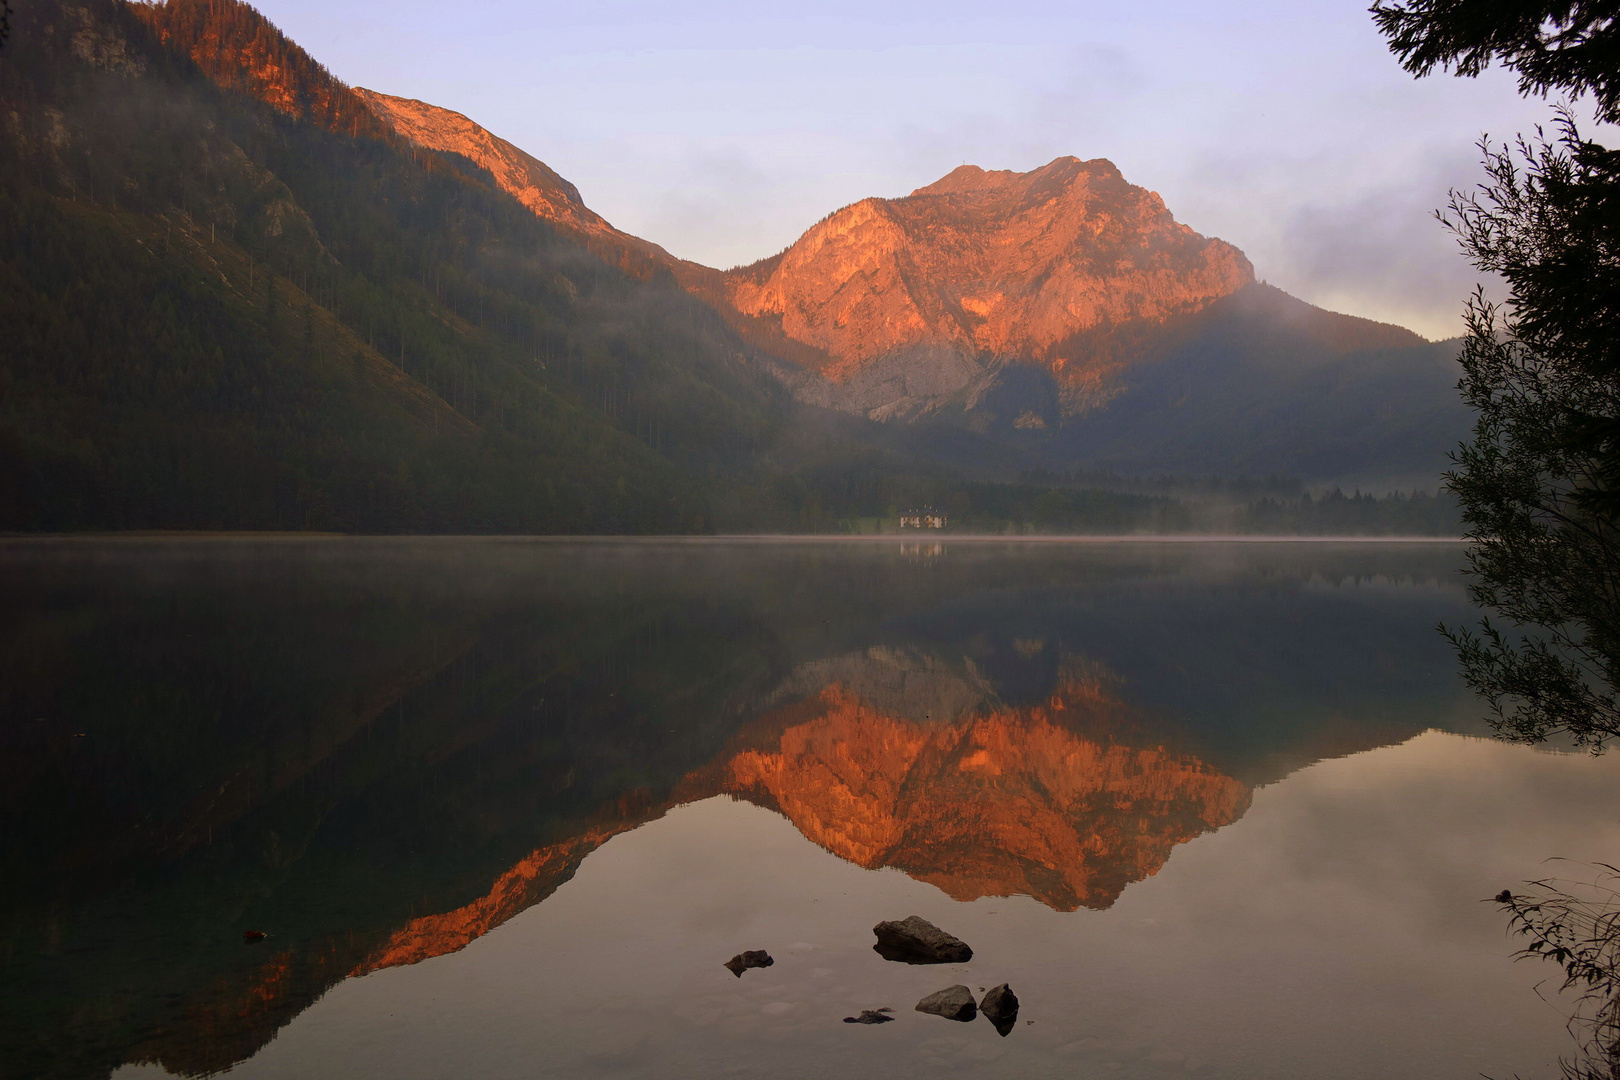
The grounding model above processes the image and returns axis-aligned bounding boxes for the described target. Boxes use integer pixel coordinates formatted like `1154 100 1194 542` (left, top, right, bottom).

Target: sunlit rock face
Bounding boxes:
720 158 1254 414
134 0 386 138
353 89 610 238
350 89 687 280
348 92 1257 422
689 677 1252 911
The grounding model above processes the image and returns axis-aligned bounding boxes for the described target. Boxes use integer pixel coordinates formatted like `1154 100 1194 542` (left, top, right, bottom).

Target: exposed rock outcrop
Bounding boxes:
915 985 978 1021
135 0 385 137
349 86 1459 461
981 982 1019 1036
350 89 697 283
872 915 973 964
723 950 775 977
719 157 1255 417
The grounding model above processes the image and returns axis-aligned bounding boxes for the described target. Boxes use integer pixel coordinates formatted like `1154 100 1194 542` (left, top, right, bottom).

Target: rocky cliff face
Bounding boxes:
350 89 691 281
725 159 1253 376
348 95 1261 423
708 158 1258 421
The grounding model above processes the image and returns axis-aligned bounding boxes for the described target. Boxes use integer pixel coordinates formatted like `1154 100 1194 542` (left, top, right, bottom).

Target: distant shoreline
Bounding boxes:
0 532 1465 544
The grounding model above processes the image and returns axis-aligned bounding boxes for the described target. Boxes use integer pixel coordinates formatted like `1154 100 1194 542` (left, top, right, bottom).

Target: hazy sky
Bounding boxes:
250 0 1571 340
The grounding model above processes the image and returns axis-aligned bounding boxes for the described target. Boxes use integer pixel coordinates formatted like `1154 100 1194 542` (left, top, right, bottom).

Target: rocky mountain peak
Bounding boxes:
909 154 1106 197
720 156 1255 386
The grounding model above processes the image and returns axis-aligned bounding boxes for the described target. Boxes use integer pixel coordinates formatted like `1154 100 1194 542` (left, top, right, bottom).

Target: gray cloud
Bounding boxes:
1269 141 1504 339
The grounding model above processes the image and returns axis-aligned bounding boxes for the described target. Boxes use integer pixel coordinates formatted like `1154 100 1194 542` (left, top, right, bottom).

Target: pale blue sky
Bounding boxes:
252 0 1564 339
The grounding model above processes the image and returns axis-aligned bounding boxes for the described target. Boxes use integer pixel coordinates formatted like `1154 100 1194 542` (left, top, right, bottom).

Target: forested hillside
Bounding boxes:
0 0 797 531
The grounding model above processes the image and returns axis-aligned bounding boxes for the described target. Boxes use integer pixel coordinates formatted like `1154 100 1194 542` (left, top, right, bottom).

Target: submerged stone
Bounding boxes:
842 1008 896 1024
723 950 774 977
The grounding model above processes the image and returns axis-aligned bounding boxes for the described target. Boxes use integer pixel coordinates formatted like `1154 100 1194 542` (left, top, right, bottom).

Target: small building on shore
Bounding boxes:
899 507 948 529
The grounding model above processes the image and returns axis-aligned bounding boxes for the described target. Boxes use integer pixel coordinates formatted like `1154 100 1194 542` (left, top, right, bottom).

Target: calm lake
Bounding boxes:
4 538 1617 1080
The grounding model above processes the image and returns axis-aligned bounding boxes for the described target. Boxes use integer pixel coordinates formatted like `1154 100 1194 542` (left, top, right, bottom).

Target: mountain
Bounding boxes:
719 158 1253 412
350 87 691 282
352 95 1468 484
0 0 1468 537
682 678 1250 911
0 0 819 532
703 159 1466 483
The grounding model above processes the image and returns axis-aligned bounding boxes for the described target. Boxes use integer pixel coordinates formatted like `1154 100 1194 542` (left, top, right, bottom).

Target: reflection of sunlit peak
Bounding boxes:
349 831 619 977
956 747 1001 775
705 682 1251 911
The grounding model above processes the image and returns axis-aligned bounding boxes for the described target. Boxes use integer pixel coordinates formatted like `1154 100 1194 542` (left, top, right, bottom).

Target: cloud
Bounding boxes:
1269 141 1503 340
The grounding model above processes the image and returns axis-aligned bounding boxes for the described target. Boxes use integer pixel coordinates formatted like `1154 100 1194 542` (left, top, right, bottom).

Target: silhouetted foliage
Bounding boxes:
1497 867 1620 1079
1240 488 1461 536
1434 124 1620 749
1374 1 1620 746
1377 4 1620 1075
1372 0 1620 122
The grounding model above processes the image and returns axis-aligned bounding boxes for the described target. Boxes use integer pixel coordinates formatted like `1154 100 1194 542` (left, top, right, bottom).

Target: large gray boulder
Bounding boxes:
872 916 973 964
915 984 977 1022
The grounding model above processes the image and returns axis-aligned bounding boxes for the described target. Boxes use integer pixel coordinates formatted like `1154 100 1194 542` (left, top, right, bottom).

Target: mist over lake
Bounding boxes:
3 538 1609 1080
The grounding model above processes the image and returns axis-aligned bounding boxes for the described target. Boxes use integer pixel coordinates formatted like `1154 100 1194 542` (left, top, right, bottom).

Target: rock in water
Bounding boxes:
723 950 774 977
980 983 1019 1036
916 985 977 1021
842 1009 896 1024
872 915 973 963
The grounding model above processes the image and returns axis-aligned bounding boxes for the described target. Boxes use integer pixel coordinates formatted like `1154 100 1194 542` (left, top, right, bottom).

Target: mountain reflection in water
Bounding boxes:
687 676 1250 911
0 539 1481 1080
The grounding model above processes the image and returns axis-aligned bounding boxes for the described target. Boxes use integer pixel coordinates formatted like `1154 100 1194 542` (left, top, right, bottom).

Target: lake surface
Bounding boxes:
4 538 1617 1080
